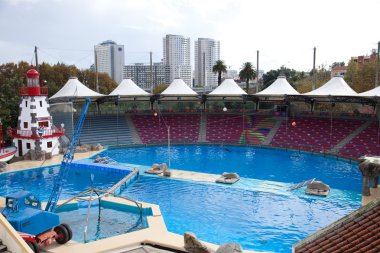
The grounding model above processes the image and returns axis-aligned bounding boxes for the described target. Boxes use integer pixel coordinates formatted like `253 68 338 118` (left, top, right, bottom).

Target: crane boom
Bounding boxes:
45 98 91 212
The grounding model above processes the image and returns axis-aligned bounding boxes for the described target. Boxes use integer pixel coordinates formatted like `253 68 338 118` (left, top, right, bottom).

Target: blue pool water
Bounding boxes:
122 175 360 252
0 165 126 201
0 145 362 252
101 145 361 191
57 203 148 243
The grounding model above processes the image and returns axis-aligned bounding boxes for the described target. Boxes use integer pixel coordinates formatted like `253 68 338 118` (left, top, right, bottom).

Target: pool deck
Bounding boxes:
167 169 220 182
1 152 256 253
6 149 103 172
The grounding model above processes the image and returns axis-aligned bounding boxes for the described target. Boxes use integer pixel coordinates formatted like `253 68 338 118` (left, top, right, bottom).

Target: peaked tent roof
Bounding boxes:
303 76 357 96
358 85 380 96
49 77 104 102
256 75 299 95
208 78 247 96
161 78 198 96
109 79 150 96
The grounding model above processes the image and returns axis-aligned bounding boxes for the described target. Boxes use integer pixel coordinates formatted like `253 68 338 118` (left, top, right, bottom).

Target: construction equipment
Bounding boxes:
2 191 72 253
45 98 91 212
1 98 91 252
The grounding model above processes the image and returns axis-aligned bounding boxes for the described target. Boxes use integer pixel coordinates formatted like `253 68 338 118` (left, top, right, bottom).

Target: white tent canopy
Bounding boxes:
256 75 299 95
109 79 150 96
304 76 357 96
50 77 104 101
161 78 198 96
208 78 247 96
358 86 380 97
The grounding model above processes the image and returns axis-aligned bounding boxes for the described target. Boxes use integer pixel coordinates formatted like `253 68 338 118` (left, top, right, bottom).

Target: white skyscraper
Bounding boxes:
95 40 125 84
163 34 192 86
194 38 220 87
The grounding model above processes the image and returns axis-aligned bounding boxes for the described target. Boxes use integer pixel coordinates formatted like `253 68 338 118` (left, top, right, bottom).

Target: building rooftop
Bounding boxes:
100 40 117 45
293 197 380 253
332 66 348 71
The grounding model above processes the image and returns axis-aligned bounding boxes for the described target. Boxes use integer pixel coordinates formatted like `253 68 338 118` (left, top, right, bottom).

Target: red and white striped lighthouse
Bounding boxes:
9 67 64 158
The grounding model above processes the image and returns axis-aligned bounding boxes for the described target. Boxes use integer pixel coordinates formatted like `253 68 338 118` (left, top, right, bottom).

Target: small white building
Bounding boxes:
10 68 64 158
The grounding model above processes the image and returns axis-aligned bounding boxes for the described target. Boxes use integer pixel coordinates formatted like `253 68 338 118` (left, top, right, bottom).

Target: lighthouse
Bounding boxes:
9 67 64 159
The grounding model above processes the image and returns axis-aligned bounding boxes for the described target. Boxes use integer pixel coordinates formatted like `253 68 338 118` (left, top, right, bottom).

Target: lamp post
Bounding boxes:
167 126 170 169
155 108 170 170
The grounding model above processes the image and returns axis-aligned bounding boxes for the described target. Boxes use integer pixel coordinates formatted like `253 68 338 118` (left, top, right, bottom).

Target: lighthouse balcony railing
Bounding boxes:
18 86 48 96
8 127 64 139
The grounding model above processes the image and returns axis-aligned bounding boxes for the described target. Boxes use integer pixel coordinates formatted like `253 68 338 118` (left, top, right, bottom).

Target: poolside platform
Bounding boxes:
362 186 380 205
43 196 255 253
168 169 220 182
6 149 105 172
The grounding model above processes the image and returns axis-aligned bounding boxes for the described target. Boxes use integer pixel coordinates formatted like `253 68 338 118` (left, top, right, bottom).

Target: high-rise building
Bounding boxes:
194 38 220 87
163 34 192 86
95 40 125 84
123 62 166 90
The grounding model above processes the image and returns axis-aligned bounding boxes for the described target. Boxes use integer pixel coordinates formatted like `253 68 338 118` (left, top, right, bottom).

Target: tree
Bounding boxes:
239 62 256 93
77 70 117 95
345 59 379 93
294 66 330 93
331 62 345 69
153 84 169 94
212 60 227 86
261 66 302 90
0 77 23 145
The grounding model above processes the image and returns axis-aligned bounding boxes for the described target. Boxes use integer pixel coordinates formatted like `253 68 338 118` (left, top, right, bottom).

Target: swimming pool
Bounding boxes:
0 145 362 252
56 201 149 243
121 175 360 252
0 164 127 200
100 145 361 191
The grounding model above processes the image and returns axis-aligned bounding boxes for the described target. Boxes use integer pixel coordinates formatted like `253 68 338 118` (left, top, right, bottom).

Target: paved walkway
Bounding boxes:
7 149 104 172
362 187 380 205
168 169 219 182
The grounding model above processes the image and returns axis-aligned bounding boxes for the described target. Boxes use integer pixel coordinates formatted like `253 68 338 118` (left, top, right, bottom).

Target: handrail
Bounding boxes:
55 168 142 243
8 127 64 139
55 168 139 209
106 169 139 195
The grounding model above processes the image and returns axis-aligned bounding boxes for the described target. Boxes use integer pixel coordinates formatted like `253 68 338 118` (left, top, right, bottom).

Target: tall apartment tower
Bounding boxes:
194 38 220 87
95 40 125 84
163 34 192 86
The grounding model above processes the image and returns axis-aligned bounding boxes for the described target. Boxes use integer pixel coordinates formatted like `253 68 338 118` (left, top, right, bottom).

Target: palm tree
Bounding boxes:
239 62 257 93
212 60 227 86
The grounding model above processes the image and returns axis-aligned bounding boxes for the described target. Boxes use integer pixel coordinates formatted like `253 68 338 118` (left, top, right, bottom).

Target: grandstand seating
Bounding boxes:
132 114 200 144
206 115 247 143
270 117 364 153
75 114 133 146
55 109 379 159
339 121 380 158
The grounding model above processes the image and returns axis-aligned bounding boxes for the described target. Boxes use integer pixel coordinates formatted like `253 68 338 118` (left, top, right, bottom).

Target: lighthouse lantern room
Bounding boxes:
9 67 64 158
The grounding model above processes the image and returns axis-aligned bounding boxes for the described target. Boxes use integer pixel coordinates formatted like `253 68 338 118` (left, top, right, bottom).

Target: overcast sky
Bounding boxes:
1 0 379 73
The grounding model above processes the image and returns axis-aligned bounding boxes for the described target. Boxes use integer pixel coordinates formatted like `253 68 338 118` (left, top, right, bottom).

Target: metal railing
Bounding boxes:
55 169 142 242
8 127 64 139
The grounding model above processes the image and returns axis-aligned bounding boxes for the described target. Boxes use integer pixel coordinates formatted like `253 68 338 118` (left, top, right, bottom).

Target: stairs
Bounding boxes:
328 119 373 154
264 118 283 145
198 113 207 142
240 116 276 145
0 239 12 253
125 115 142 144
